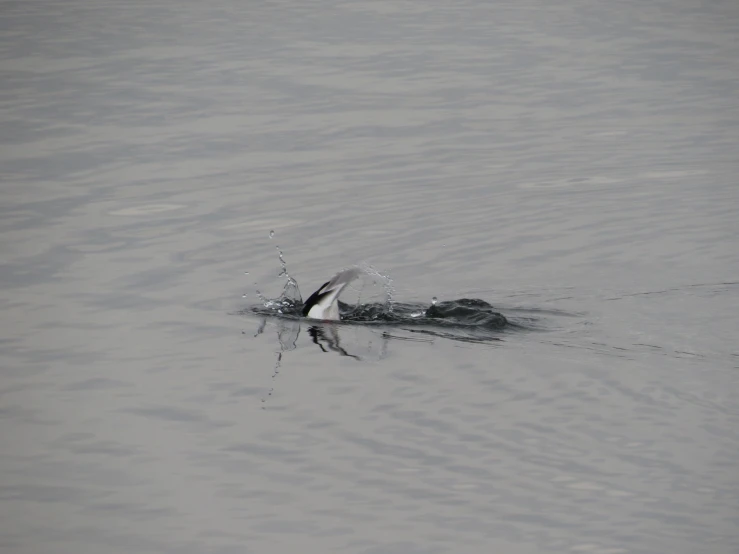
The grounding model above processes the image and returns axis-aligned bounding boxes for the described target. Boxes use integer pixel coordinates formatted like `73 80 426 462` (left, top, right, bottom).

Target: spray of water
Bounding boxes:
358 262 395 311
250 230 302 308
245 233 411 325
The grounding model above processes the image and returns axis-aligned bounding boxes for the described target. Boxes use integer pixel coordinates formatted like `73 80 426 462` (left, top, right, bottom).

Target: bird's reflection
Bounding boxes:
254 317 388 360
276 318 300 352
252 317 389 407
250 308 508 406
307 325 360 359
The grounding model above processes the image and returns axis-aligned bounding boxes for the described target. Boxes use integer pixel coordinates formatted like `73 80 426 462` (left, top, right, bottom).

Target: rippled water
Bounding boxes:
2 1 738 553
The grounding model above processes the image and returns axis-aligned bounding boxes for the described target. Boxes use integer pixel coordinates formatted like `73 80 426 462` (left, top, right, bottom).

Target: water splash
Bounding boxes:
281 275 302 305
255 288 268 305
242 248 512 343
275 246 301 305
275 244 289 278
358 262 395 312
244 230 303 310
268 231 302 305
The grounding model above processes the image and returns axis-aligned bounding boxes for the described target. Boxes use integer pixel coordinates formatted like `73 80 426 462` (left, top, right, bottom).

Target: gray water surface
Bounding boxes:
1 1 738 553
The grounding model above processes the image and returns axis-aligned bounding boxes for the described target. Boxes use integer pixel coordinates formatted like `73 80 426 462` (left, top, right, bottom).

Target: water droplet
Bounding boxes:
244 271 249 275
269 230 275 239
431 296 437 305
242 293 248 298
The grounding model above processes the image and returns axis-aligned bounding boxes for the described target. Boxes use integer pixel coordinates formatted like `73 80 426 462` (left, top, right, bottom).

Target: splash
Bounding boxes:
242 240 510 344
357 262 395 312
246 266 508 332
248 231 303 311
273 232 302 304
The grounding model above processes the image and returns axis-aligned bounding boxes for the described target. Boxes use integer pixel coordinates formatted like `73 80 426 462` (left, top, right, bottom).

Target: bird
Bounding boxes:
301 268 360 320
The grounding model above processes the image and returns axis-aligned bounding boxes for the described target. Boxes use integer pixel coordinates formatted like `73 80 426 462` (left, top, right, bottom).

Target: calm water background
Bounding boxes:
1 1 738 553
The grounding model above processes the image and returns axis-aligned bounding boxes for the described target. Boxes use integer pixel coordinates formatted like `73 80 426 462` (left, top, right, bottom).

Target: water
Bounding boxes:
1 1 738 553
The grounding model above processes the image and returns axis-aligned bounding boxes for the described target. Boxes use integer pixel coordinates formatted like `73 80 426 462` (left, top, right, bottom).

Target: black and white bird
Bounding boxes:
301 268 360 320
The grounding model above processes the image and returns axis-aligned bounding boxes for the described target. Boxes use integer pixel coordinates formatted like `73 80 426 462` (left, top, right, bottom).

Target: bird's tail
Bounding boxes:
302 268 361 320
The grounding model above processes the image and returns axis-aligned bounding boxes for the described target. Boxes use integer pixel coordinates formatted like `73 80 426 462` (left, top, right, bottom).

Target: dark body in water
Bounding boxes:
423 298 507 328
338 298 507 329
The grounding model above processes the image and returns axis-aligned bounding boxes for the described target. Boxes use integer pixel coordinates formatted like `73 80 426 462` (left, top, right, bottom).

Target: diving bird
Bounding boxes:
302 268 360 320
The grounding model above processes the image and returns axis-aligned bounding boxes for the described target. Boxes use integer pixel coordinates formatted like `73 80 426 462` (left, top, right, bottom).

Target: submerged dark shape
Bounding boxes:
424 298 508 328
337 298 507 329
